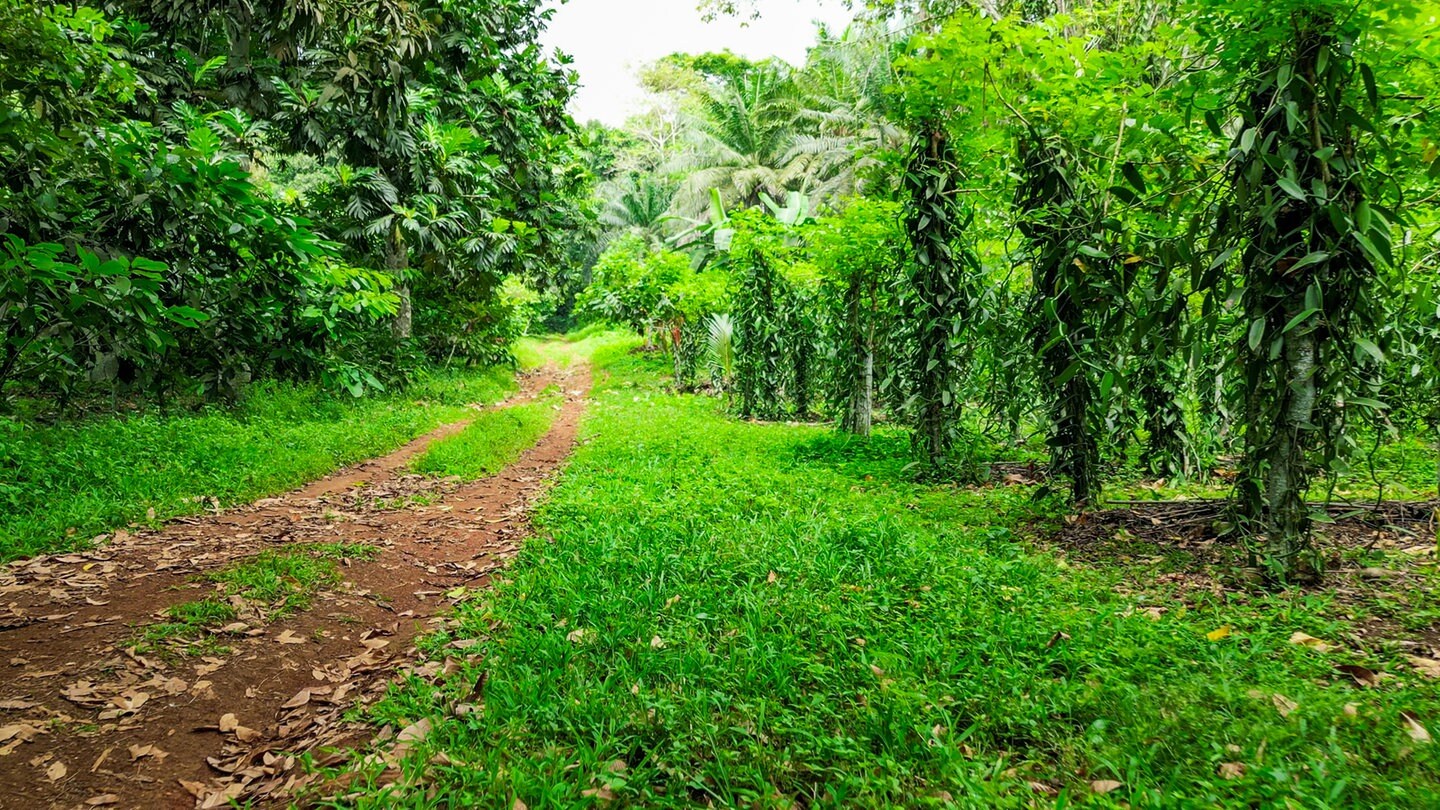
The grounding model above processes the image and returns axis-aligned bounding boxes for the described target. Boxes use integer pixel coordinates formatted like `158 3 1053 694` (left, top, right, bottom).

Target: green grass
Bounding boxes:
0 367 515 561
139 542 378 653
331 345 1439 809
515 325 639 370
412 391 563 480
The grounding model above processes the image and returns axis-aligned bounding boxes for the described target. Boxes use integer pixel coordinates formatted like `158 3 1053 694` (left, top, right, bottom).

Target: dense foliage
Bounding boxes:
580 0 1439 583
0 0 590 403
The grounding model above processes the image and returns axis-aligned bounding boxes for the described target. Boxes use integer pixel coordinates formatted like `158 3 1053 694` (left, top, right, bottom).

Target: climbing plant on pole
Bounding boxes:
900 122 978 469
1198 0 1395 583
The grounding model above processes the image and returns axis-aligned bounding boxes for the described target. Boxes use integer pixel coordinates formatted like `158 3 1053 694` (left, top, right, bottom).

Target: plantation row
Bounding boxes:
580 0 1440 584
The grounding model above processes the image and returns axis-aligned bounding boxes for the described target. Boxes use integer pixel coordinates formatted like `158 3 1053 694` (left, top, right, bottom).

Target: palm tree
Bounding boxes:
598 174 677 245
783 21 908 202
666 62 804 219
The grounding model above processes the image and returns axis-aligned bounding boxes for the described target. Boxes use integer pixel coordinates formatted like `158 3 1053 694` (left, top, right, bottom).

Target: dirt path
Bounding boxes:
0 362 591 809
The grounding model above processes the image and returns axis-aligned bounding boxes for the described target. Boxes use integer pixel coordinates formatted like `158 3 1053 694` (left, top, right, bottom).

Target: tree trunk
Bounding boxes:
1259 302 1320 582
387 224 412 341
841 277 872 437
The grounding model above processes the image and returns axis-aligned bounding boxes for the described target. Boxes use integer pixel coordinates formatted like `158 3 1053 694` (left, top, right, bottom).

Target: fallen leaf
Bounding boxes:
128 744 169 762
1406 656 1440 679
767 571 778 584
1090 779 1122 794
1207 626 1232 642
566 628 589 644
580 786 616 802
1272 694 1298 717
84 795 119 806
0 700 36 710
46 760 66 781
1336 664 1381 688
512 800 528 810
234 726 261 743
1343 703 1359 718
649 635 665 649
396 718 432 746
1402 711 1431 743
1027 781 1058 796
1218 762 1246 780
281 689 311 709
219 713 239 733
1046 631 1071 648
1288 632 1332 652
275 630 305 645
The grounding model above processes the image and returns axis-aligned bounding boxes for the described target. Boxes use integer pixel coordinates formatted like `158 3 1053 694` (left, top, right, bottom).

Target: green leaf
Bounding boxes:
1289 251 1330 273
1247 318 1266 352
1121 163 1146 194
1354 337 1385 364
1276 177 1306 201
1282 308 1319 333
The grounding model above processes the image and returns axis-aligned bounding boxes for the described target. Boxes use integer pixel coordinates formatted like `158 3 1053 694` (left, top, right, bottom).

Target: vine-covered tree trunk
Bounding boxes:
1227 8 1383 584
902 123 972 467
1139 297 1190 478
840 276 872 436
734 246 784 420
1015 132 1105 505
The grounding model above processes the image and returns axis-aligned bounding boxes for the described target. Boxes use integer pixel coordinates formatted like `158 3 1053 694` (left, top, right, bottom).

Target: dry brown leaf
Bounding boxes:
45 760 66 781
128 744 169 762
512 799 528 810
580 786 616 802
1090 779 1123 794
0 700 36 710
1288 632 1332 652
396 718 432 746
1402 711 1431 743
281 689 311 709
1406 657 1440 679
275 630 305 645
1336 664 1381 688
84 795 119 806
1272 694 1298 717
1218 762 1246 780
767 571 778 584
219 713 239 733
234 726 261 743
649 635 665 649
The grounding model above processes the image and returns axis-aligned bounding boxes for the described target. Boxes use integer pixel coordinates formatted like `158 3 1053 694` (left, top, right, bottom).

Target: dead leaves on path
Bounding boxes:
180 623 478 808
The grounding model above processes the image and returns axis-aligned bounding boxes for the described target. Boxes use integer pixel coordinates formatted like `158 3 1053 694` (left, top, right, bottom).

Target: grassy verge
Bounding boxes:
412 391 563 481
338 347 1439 808
140 542 377 655
514 324 638 371
0 368 515 561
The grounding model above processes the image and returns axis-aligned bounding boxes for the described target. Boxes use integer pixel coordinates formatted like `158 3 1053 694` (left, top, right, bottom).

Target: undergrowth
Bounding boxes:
0 367 515 561
332 345 1440 808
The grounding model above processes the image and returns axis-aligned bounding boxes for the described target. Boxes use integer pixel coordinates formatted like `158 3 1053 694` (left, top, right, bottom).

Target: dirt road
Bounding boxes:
0 362 590 808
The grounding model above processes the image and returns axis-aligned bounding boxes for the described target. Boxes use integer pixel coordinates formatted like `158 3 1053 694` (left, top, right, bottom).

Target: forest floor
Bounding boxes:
2 333 1439 809
0 356 591 808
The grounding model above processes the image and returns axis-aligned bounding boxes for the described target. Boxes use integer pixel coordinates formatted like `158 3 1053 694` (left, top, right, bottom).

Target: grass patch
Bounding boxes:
137 542 377 653
515 326 640 371
344 346 1440 808
0 368 515 561
413 392 562 481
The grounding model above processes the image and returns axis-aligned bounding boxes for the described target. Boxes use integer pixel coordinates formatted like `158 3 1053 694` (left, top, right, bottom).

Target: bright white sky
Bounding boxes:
543 0 856 126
